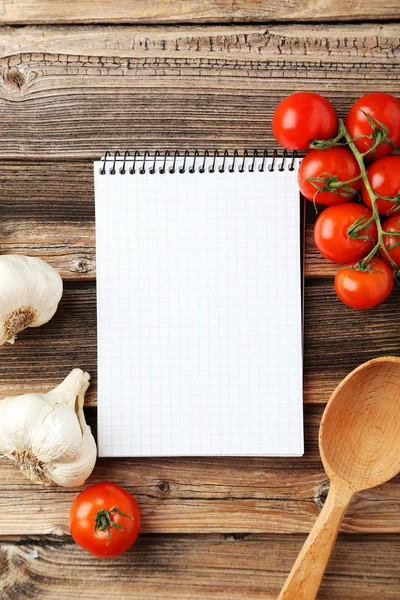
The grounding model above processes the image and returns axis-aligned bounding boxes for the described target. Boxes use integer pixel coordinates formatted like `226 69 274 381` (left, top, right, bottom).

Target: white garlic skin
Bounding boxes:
0 369 97 487
0 255 63 346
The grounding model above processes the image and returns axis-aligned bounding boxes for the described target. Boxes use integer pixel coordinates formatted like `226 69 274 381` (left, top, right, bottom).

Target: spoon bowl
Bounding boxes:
320 356 400 492
279 356 400 600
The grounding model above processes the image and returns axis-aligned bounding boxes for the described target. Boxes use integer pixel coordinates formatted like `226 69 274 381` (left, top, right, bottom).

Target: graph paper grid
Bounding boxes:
94 156 303 457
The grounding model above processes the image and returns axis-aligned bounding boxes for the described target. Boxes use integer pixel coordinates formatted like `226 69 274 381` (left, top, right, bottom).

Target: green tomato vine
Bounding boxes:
309 117 400 279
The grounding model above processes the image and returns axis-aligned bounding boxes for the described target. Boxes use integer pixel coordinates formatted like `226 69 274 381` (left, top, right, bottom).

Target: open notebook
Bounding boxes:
94 151 303 457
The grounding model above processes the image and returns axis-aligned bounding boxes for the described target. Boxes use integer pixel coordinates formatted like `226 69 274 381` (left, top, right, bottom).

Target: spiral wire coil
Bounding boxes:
100 150 298 175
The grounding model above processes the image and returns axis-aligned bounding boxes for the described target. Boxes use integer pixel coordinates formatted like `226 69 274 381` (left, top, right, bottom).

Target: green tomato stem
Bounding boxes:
94 507 133 545
339 119 398 272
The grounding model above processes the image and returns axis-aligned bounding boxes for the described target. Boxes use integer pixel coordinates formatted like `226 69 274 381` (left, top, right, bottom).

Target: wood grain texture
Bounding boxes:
1 17 400 598
1 534 400 600
1 280 399 406
1 404 400 536
0 25 399 158
0 160 339 279
1 1 399 25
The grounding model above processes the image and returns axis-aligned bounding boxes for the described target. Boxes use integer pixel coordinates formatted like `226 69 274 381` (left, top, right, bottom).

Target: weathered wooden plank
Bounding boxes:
1 1 399 25
1 534 400 600
0 282 98 403
2 23 400 60
304 279 400 404
0 25 399 158
0 160 336 280
0 404 399 535
1 280 399 405
0 162 96 280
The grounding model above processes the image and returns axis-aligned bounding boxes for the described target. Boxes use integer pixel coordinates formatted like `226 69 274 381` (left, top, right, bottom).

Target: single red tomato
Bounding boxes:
70 482 140 558
381 214 400 267
298 147 361 206
361 155 400 216
334 258 394 309
346 93 400 159
272 92 338 150
314 203 377 263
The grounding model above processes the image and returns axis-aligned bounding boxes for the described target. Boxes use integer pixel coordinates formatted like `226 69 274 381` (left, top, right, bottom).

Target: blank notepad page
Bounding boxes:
95 155 303 457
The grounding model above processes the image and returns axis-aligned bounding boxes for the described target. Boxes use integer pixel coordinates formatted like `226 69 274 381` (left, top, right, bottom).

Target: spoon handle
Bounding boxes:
278 481 353 600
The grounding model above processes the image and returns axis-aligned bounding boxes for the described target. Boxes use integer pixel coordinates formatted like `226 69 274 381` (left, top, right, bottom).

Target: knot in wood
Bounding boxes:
314 480 330 509
3 67 27 91
158 481 170 493
75 257 93 274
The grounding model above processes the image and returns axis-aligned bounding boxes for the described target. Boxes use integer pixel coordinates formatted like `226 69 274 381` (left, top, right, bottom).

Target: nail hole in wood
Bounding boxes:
224 533 248 541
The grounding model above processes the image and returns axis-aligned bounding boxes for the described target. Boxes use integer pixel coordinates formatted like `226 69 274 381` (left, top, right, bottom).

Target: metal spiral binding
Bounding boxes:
100 149 298 175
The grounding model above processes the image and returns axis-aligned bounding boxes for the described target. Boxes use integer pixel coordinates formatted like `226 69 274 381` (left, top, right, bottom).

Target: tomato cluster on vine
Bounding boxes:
273 91 400 310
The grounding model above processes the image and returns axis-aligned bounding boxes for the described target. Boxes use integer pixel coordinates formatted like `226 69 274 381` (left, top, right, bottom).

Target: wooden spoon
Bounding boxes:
278 356 400 600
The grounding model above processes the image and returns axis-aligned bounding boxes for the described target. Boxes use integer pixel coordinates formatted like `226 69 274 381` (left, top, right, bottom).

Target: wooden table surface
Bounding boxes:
1 3 400 598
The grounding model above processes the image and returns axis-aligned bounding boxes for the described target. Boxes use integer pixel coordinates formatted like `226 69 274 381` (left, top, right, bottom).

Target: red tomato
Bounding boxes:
381 214 400 267
298 147 361 206
314 203 377 263
346 93 400 159
361 156 400 216
272 92 338 150
334 258 394 309
70 482 140 558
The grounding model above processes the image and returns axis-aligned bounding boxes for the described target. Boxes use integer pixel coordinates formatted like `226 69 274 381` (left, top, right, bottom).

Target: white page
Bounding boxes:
94 155 303 457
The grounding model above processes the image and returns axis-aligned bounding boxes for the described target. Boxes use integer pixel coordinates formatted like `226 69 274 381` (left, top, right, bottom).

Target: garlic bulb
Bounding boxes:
0 369 97 487
0 255 63 346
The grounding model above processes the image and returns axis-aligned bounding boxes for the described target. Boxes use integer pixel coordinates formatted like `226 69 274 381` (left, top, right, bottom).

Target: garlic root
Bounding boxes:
0 255 63 346
3 305 38 344
0 369 97 487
